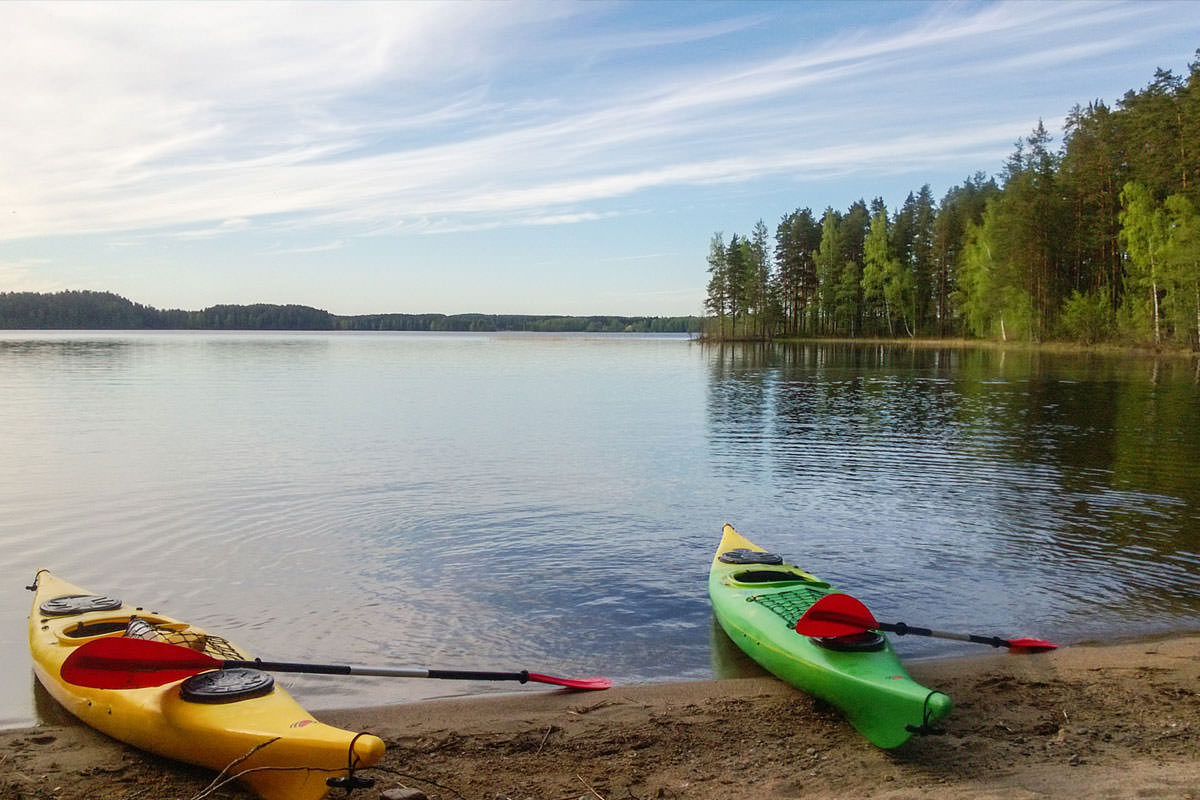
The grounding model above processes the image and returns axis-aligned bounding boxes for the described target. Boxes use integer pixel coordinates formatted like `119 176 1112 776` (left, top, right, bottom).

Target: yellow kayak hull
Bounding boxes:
27 570 384 800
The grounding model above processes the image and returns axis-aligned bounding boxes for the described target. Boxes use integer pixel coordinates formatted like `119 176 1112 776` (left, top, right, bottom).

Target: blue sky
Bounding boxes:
2 1 1198 317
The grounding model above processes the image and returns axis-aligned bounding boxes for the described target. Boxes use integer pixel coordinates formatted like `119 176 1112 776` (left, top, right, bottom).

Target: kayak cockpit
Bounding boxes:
727 568 830 586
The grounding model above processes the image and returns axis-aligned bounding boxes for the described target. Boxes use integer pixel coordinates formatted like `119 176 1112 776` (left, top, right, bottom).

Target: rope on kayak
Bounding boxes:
190 737 282 799
187 734 376 799
326 732 377 792
905 691 948 737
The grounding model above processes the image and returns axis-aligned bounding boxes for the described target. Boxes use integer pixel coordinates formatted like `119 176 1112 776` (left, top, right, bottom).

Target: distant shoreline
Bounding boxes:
0 290 701 333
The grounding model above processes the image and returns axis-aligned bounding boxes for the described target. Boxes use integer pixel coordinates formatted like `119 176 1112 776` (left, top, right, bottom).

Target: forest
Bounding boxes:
0 290 700 334
704 53 1200 348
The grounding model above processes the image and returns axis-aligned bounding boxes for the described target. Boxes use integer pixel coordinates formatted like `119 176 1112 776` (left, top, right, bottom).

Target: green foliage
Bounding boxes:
1058 289 1112 344
932 174 998 336
199 304 336 330
955 204 1034 341
814 208 843 334
0 291 166 329
703 52 1200 348
1118 181 1168 343
862 202 913 337
1161 193 1200 346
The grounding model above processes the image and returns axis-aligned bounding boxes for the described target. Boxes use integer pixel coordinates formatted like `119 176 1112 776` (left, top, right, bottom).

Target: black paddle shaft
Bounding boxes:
879 622 1010 649
225 659 531 682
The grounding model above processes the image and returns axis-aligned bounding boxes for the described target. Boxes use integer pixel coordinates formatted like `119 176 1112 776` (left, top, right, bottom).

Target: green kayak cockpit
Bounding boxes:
719 548 831 587
727 568 830 586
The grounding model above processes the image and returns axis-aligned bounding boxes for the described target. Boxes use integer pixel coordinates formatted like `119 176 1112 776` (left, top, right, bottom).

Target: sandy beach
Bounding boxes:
3 634 1197 800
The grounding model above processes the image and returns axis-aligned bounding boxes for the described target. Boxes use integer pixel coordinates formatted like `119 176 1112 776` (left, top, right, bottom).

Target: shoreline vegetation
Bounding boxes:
4 634 1198 799
703 54 1200 353
4 290 1197 363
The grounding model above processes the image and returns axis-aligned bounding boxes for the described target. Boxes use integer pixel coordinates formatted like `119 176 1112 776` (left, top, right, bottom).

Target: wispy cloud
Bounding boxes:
0 0 1195 249
263 240 346 255
172 218 253 241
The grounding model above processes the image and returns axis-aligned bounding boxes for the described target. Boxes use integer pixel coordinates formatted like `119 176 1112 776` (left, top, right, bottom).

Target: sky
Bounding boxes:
2 1 1199 318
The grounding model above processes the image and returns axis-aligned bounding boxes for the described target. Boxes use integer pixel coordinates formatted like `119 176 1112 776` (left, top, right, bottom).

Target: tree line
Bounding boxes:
705 53 1200 348
0 291 701 334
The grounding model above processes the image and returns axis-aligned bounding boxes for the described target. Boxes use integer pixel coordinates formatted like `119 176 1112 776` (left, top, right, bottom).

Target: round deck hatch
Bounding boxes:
718 549 784 565
40 594 123 617
181 668 275 703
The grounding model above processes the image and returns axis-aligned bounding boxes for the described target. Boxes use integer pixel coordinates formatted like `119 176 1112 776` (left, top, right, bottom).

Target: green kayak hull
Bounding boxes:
709 524 951 749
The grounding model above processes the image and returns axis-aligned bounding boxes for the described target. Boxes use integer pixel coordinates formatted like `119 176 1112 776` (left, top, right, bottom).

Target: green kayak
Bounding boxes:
709 524 951 748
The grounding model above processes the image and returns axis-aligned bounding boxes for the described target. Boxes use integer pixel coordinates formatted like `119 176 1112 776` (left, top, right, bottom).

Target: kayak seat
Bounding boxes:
63 620 131 638
733 570 803 583
732 569 825 585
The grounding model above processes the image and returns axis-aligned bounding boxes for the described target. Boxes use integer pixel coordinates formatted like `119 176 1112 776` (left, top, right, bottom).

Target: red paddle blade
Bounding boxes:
61 636 222 689
795 593 880 638
1006 637 1058 653
527 673 612 691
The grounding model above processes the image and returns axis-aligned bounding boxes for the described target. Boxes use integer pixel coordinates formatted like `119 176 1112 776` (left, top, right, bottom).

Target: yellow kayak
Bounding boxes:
27 569 384 800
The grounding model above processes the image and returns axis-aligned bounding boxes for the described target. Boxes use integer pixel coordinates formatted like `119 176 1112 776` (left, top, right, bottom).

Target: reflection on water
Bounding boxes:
1 332 1198 728
709 616 767 680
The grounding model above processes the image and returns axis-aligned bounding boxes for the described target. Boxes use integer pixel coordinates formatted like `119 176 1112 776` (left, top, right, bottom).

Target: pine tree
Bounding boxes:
705 232 730 337
815 208 842 335
773 209 821 336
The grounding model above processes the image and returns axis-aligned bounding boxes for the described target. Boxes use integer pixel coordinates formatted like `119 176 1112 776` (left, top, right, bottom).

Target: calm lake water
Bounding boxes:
3 331 1199 728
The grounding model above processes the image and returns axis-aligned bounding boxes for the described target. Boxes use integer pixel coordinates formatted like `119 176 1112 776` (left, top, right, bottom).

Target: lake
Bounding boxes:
2 331 1198 728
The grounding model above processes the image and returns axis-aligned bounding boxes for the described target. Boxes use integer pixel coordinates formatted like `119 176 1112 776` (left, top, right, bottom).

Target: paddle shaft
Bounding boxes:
60 638 612 690
223 660 531 682
795 594 1056 651
878 622 1011 649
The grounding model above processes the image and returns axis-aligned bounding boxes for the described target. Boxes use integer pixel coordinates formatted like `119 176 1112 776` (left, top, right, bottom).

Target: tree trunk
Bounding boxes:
1152 279 1161 345
1194 276 1199 349
1148 237 1162 345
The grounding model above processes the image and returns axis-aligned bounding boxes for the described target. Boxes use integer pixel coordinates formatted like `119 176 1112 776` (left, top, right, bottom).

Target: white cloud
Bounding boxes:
0 0 1194 248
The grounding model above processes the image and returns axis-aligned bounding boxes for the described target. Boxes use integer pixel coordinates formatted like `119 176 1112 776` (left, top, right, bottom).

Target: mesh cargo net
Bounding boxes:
748 586 832 628
125 617 246 660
